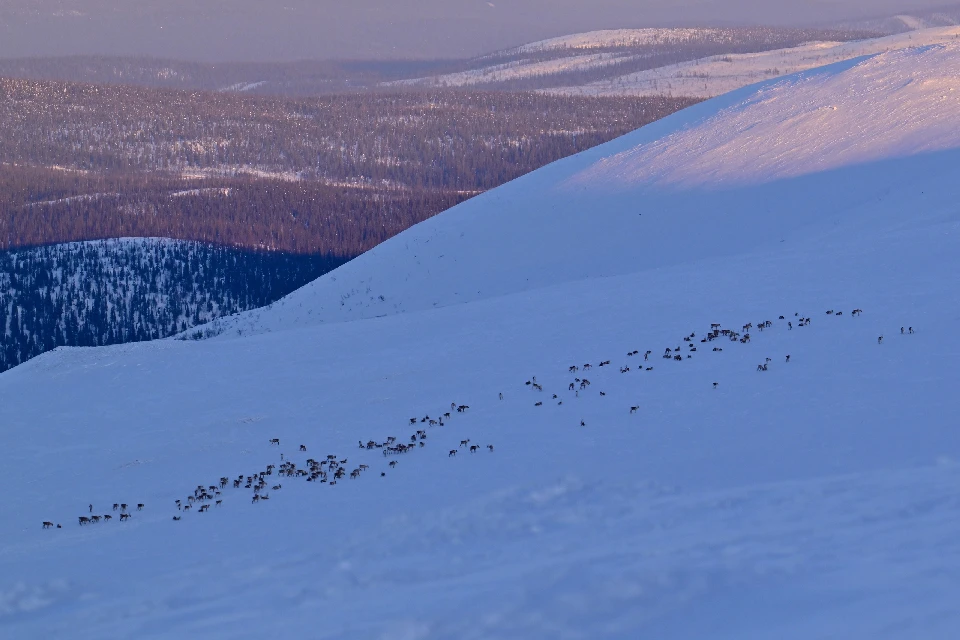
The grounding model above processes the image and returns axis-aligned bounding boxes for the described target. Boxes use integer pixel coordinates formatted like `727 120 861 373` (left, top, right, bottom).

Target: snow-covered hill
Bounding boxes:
2 41 960 639
205 40 960 337
549 26 960 98
385 26 869 90
514 28 750 52
836 6 960 34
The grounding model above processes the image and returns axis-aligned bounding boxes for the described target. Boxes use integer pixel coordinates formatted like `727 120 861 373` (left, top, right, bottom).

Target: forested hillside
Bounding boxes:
0 239 346 372
0 84 695 253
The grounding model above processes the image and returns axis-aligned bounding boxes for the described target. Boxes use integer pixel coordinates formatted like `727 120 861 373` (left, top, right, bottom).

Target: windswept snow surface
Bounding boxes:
3 43 960 639
548 26 960 98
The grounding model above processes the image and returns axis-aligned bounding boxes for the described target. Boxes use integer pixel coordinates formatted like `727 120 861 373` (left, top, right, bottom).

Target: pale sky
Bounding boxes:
0 0 956 61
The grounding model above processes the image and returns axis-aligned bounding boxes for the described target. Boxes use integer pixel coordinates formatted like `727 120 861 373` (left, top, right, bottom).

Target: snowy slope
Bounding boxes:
2 41 960 640
514 28 745 52
204 39 960 337
385 51 631 88
548 26 960 98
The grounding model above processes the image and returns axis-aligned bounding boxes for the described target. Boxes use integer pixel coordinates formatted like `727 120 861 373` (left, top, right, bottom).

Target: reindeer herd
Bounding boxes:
518 307 914 426
42 305 915 531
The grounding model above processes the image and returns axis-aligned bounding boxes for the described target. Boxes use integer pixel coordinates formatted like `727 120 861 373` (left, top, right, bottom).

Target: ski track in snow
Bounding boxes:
2 38 960 640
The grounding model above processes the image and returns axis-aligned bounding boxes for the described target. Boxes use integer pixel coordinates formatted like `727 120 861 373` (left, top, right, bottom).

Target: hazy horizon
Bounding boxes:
0 0 957 62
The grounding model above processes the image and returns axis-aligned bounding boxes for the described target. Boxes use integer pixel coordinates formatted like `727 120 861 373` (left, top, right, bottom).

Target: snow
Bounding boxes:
548 26 960 98
219 81 268 93
515 28 745 53
386 52 630 88
208 40 960 334
3 41 960 639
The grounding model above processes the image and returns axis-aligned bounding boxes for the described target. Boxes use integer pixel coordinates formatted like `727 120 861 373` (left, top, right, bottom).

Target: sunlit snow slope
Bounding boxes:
2 41 960 640
207 40 960 336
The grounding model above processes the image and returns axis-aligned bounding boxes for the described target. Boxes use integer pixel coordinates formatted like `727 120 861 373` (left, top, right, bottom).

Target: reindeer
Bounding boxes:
448 450 457 457
630 406 638 414
460 439 470 447
119 513 131 521
78 516 90 525
299 444 307 452
269 438 280 445
137 503 144 511
103 515 112 522
470 445 480 453
535 401 543 406
42 521 54 529
173 516 181 521
487 445 494 451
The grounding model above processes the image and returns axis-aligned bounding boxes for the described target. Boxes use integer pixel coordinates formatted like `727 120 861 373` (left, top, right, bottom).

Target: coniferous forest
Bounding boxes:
0 239 346 372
